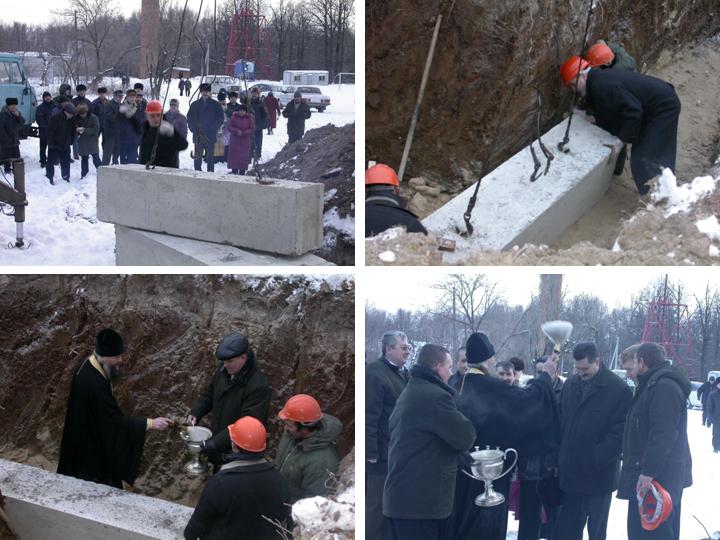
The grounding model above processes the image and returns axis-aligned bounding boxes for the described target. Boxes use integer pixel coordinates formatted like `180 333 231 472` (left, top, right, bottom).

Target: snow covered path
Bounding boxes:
0 78 354 265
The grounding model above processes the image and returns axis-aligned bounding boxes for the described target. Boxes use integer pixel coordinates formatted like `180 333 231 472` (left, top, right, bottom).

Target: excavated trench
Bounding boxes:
0 275 354 510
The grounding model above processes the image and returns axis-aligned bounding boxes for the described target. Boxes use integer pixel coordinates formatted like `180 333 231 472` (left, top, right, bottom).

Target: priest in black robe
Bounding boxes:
57 328 171 488
448 332 562 540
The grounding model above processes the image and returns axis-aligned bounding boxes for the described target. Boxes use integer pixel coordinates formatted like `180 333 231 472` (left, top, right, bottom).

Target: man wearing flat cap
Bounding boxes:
187 332 271 468
449 331 562 540
0 97 25 174
57 329 172 489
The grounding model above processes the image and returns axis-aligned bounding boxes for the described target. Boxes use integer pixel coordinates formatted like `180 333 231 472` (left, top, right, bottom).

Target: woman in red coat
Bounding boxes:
264 91 281 135
226 105 255 174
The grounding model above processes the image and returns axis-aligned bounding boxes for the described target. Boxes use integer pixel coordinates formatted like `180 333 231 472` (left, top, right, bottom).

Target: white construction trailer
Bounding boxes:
282 70 330 86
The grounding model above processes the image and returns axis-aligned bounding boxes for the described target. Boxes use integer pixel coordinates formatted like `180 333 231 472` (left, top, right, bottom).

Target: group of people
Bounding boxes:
56 328 343 540
697 375 720 452
367 330 694 540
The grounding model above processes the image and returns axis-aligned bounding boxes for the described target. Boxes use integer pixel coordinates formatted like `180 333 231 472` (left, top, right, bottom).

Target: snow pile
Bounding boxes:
696 215 720 241
651 168 717 216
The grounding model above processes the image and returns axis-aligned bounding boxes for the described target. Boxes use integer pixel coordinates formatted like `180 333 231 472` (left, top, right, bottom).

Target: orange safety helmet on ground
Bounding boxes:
278 394 323 424
366 163 399 187
586 43 615 67
228 416 267 452
638 480 673 531
146 100 164 114
560 56 591 86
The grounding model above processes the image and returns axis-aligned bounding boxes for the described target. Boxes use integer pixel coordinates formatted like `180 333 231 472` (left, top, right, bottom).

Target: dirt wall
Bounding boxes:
366 0 720 179
0 274 354 506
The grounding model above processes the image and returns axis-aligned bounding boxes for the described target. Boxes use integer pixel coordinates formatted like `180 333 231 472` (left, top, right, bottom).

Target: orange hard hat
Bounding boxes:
586 43 615 67
228 416 267 452
366 164 399 187
638 480 673 531
560 56 590 86
278 394 323 424
146 100 163 114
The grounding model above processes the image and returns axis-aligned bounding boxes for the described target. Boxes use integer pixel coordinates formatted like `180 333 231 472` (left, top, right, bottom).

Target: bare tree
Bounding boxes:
433 274 502 335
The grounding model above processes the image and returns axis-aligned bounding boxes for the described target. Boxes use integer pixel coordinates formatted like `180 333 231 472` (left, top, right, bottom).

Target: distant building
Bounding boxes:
282 70 329 86
169 67 192 79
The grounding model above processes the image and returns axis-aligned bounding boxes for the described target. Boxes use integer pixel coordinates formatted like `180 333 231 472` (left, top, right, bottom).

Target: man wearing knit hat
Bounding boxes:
57 328 172 489
449 331 562 540
186 331 271 468
0 97 25 174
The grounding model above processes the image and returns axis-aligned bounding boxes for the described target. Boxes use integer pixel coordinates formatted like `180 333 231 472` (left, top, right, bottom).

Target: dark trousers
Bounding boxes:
366 465 393 540
391 517 446 540
1 145 20 172
713 422 720 451
288 131 303 145
702 404 709 426
101 136 119 165
231 169 246 175
46 146 71 180
519 479 543 540
185 88 190 96
119 142 138 164
193 140 215 172
39 131 48 165
72 140 79 159
627 491 682 540
253 129 263 159
554 492 612 540
80 154 101 177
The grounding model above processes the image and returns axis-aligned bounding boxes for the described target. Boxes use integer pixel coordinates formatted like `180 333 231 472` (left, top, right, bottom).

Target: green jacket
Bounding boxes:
190 353 271 453
608 42 637 72
275 414 343 503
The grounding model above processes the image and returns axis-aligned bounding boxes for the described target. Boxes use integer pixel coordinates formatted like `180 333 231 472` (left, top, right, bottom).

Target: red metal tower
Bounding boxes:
641 275 696 377
224 3 272 80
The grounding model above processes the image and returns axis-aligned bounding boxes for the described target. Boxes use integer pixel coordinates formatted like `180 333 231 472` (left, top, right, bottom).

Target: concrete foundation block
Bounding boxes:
0 458 193 540
97 165 324 256
422 114 623 263
115 225 334 266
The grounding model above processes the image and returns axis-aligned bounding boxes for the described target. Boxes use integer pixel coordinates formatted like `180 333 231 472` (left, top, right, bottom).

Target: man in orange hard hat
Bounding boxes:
275 394 343 503
617 342 692 540
365 163 427 238
138 99 188 168
586 41 637 72
184 416 288 540
560 54 681 195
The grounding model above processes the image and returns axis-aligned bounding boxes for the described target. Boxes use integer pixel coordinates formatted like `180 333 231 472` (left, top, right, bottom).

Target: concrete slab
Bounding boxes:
422 114 623 263
0 458 193 540
115 225 334 266
97 165 324 256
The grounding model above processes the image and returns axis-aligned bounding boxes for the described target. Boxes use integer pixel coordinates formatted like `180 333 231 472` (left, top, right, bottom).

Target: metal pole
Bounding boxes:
13 159 26 248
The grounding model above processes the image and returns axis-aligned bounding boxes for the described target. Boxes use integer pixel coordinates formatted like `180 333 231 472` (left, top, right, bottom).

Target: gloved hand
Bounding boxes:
120 103 136 118
201 438 221 466
158 120 174 136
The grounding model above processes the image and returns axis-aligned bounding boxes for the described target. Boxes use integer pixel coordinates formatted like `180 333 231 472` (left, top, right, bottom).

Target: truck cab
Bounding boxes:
0 53 37 129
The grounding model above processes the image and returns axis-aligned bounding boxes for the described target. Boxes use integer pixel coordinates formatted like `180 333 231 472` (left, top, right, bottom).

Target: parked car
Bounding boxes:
688 381 702 409
277 85 331 112
249 83 283 99
200 75 241 96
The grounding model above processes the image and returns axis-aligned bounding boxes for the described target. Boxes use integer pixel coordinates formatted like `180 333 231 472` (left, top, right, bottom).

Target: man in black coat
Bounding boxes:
697 376 716 426
46 102 77 184
555 342 633 540
0 98 25 174
617 343 692 540
72 84 93 160
565 62 681 195
248 87 268 159
57 329 171 488
365 163 428 237
366 330 410 540
138 101 188 168
101 90 123 165
36 92 54 167
449 332 561 540
384 344 476 540
91 88 111 141
282 91 311 144
187 83 225 172
187 332 271 467
447 346 467 389
184 416 287 540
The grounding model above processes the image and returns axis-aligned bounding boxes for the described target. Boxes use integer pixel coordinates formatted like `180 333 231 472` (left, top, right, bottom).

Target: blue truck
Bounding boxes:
0 53 38 133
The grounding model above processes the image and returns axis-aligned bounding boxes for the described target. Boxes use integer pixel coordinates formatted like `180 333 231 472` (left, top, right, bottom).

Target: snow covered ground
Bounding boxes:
0 77 354 265
506 409 720 540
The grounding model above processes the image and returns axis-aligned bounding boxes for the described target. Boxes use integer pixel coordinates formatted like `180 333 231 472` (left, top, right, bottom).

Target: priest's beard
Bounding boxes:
101 361 122 383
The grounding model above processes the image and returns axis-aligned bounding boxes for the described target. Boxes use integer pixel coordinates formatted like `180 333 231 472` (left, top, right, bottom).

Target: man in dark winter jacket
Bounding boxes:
617 342 693 540
449 332 561 540
117 90 144 164
187 83 225 172
72 85 93 160
187 332 271 468
184 416 288 540
365 163 428 238
139 100 188 168
562 58 681 195
447 346 467 389
53 83 73 109
74 104 101 178
275 394 342 503
46 102 77 184
248 87 268 159
554 342 633 540
708 379 720 452
91 87 111 140
101 90 123 165
384 344 476 540
698 376 716 426
282 91 311 144
0 98 25 174
225 91 242 118
36 92 54 167
366 330 410 540
163 99 189 139
133 83 148 116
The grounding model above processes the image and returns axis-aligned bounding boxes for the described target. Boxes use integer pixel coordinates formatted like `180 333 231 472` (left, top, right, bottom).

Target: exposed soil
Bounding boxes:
0 275 354 508
261 123 355 265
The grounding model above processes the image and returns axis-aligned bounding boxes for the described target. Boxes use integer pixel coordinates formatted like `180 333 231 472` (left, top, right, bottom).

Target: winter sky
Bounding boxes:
365 268 720 313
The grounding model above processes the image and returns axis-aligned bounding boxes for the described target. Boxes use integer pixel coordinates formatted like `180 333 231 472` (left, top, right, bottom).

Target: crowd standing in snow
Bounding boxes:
366 331 696 540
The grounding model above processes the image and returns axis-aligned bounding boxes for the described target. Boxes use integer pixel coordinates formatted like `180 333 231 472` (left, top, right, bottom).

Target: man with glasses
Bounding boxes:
366 331 411 539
